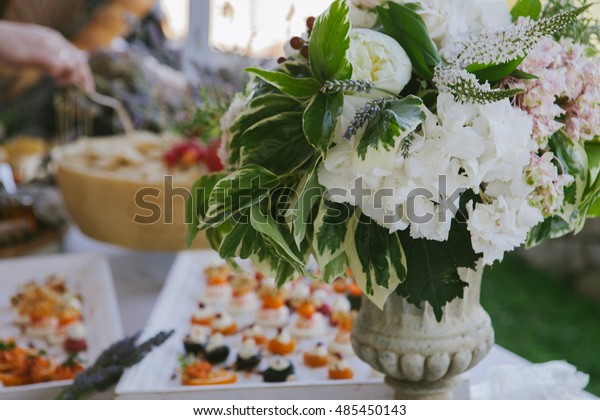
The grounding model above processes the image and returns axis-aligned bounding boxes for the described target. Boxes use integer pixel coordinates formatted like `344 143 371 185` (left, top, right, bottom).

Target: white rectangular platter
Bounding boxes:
116 250 392 400
0 253 124 399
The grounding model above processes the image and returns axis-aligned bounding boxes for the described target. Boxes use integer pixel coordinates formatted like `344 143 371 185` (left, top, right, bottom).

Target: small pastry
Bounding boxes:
228 275 258 314
332 277 348 295
191 302 215 326
329 296 351 326
183 325 210 355
288 282 311 310
203 265 232 303
242 324 267 346
256 285 289 328
63 322 88 353
181 358 237 386
262 356 295 383
57 296 83 327
235 338 262 371
290 300 326 338
312 288 332 318
328 312 355 357
204 333 230 364
53 356 85 380
12 310 30 327
211 313 238 336
303 342 329 368
267 328 296 355
328 354 354 380
27 316 59 339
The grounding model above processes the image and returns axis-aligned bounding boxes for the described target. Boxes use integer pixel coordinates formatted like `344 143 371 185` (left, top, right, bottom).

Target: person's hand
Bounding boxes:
0 21 94 92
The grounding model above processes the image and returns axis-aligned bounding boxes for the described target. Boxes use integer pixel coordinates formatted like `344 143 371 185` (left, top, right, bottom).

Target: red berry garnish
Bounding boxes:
164 149 179 167
173 142 189 154
277 57 287 64
306 16 315 31
204 139 225 172
64 338 87 353
290 36 305 50
300 45 309 59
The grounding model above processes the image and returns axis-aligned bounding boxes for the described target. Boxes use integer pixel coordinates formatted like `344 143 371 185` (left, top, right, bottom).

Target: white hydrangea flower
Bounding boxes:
468 196 543 265
319 92 539 264
347 28 412 97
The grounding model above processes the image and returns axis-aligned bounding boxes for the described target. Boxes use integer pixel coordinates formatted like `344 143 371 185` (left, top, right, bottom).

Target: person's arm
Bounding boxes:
0 21 94 92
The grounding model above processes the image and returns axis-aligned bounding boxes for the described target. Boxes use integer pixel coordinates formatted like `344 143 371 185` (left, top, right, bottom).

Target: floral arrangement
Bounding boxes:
186 0 600 320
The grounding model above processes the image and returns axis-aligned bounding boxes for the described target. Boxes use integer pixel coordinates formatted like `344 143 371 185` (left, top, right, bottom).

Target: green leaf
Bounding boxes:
302 92 344 156
575 142 600 226
289 163 324 248
344 212 406 310
245 68 321 99
353 213 407 293
377 2 441 81
322 252 349 285
309 0 352 82
588 196 600 217
356 96 425 160
229 94 302 166
315 200 353 256
205 165 279 225
186 173 227 246
249 204 306 272
467 57 525 83
396 219 479 322
239 112 317 175
526 215 572 248
218 221 249 259
510 69 539 80
549 131 588 208
511 0 542 22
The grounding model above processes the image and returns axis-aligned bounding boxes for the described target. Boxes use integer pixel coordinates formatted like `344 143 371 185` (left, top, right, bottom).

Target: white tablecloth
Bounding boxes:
62 226 594 400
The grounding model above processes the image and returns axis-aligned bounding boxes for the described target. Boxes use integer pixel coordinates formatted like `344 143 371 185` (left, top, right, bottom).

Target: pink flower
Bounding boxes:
525 152 574 218
507 34 600 146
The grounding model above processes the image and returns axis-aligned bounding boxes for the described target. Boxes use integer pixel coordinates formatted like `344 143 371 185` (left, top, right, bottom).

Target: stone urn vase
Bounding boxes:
351 263 494 399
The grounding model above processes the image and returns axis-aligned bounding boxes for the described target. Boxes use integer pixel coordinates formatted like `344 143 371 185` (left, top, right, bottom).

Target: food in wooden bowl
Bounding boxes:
53 132 211 251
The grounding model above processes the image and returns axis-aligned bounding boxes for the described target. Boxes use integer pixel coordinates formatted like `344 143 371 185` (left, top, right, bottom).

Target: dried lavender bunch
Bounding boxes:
56 330 174 400
344 97 389 140
321 79 375 94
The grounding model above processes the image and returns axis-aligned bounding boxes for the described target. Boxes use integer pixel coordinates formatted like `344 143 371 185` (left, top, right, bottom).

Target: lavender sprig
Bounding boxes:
344 98 389 140
55 330 174 400
321 79 375 94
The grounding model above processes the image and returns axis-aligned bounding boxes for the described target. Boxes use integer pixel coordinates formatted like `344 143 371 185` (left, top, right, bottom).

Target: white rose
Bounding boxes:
347 28 412 97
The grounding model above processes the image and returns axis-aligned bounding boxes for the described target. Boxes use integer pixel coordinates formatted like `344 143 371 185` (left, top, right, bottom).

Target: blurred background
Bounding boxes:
0 0 598 396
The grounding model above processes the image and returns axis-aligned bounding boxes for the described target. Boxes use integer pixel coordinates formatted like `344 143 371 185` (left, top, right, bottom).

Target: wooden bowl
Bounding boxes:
53 133 209 251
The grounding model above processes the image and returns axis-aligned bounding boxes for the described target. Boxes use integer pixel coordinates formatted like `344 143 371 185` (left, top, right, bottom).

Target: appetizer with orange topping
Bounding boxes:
267 328 296 355
180 357 237 386
203 265 232 303
0 339 84 387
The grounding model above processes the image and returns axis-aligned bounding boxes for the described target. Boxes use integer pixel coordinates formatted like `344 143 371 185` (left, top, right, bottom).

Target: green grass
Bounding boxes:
481 254 600 397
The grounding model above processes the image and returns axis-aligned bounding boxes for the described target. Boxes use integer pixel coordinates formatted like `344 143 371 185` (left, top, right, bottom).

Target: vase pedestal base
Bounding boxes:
385 376 457 400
